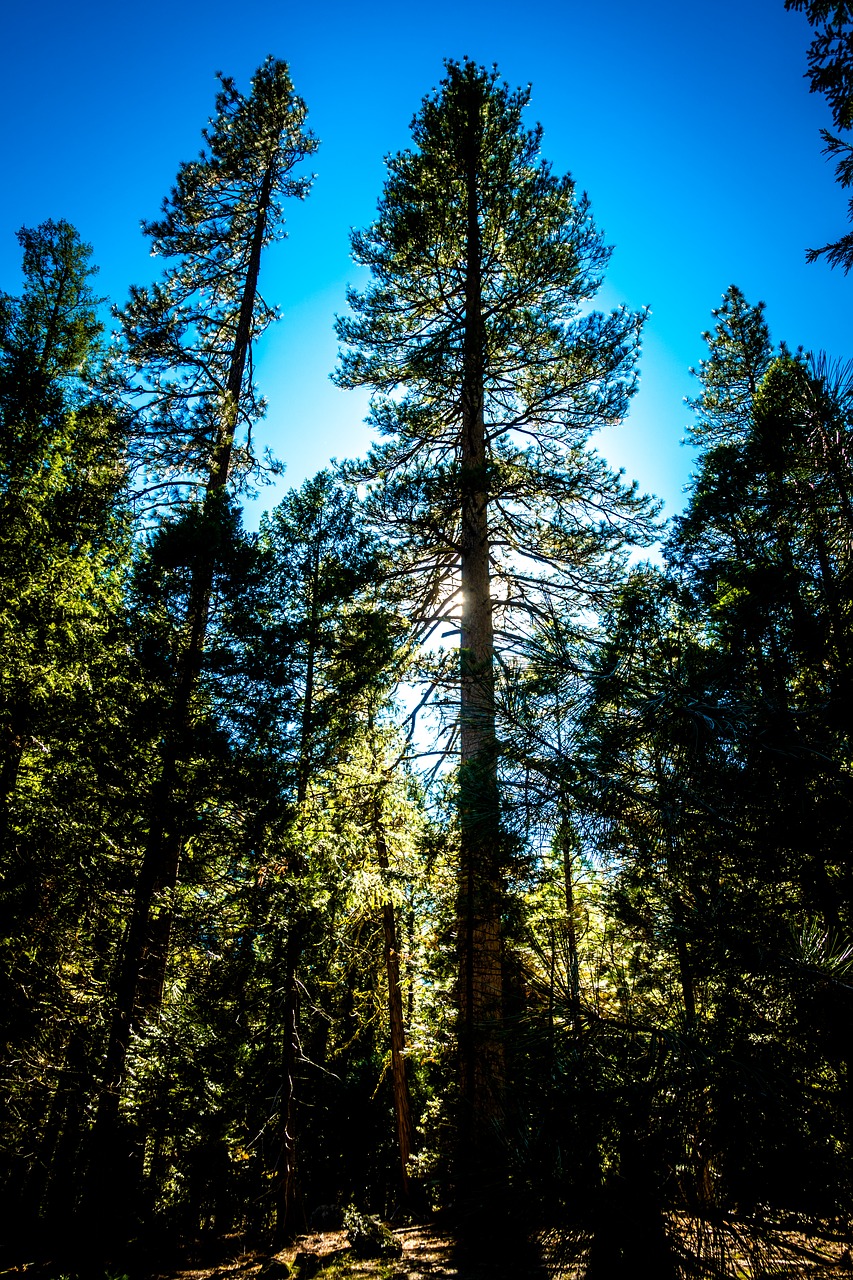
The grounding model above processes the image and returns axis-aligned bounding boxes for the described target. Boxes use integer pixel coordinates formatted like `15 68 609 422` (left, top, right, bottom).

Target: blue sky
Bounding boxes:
1 0 848 528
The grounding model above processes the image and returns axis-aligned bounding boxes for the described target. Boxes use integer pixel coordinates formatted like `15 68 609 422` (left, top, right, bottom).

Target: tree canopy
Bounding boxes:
2 37 853 1280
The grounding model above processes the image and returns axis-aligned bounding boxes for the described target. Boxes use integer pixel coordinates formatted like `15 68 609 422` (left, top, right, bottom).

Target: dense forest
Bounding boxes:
4 4 853 1277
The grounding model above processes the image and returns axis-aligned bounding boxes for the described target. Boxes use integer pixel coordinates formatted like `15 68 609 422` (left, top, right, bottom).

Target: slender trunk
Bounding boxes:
554 721 580 1031
547 922 556 1067
29 1028 91 1239
383 900 414 1195
0 722 23 807
21 1074 69 1230
406 905 416 1025
296 548 319 813
0 712 24 859
274 563 318 1241
275 925 302 1241
374 811 415 1198
85 165 275 1214
805 492 852 708
562 834 580 1016
456 93 505 1179
674 925 697 1026
141 161 276 1012
654 756 697 1027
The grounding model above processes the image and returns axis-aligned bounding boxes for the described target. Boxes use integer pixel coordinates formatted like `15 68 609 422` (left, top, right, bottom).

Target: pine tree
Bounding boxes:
0 221 136 1247
0 217 128 954
0 220 126 843
335 58 655 1211
87 58 317 1217
685 284 773 448
254 471 400 1236
786 0 853 268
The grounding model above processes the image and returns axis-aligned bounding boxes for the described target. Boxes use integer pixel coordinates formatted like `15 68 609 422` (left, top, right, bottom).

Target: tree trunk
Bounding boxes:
0 710 24 861
674 925 697 1027
274 560 318 1241
456 91 505 1188
274 924 303 1242
84 165 275 1219
373 809 415 1199
562 831 581 1018
383 899 414 1197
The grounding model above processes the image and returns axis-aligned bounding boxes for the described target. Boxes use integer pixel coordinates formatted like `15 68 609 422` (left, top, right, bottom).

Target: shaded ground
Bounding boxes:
3 1218 852 1280
156 1220 853 1280
159 1225 459 1280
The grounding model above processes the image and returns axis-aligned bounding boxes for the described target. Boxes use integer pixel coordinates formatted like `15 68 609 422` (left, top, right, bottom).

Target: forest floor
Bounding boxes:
3 1218 852 1280
150 1219 853 1280
159 1225 460 1280
144 1218 853 1280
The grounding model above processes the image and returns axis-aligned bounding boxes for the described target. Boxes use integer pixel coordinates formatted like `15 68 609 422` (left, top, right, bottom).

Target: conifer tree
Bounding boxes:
0 222 133 1246
786 0 853 269
87 58 317 1214
0 220 126 842
686 284 773 447
254 471 400 1236
335 58 655 1208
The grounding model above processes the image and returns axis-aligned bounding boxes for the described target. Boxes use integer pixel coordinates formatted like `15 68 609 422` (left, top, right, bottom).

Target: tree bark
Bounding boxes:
562 832 581 1018
456 90 505 1180
383 899 414 1195
85 164 276 1216
274 551 319 1242
274 923 302 1241
0 709 24 861
373 810 415 1198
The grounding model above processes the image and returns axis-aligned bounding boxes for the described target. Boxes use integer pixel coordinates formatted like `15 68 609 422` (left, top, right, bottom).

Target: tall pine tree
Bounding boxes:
335 58 655 1214
87 58 317 1218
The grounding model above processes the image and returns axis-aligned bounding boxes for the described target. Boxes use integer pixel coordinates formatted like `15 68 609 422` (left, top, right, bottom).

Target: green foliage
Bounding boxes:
786 0 853 269
335 57 656 631
0 220 141 1247
685 284 774 447
0 219 128 720
5 51 853 1280
76 63 321 1247
343 1205 402 1258
538 292 853 1267
121 57 317 502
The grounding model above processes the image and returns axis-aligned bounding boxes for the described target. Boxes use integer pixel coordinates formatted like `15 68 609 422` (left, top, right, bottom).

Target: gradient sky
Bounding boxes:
1 0 848 529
